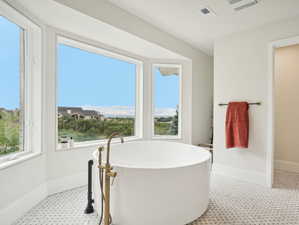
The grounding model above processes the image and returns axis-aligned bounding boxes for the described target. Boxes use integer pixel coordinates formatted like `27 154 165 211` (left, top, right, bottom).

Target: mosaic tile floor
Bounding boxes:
14 170 299 225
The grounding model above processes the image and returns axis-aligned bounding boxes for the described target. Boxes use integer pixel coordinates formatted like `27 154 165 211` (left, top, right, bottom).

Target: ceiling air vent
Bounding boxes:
201 8 210 15
228 0 259 11
200 7 216 16
228 0 244 3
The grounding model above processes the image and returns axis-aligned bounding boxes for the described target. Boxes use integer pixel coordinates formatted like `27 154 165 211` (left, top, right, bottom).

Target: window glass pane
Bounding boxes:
57 43 136 145
154 66 180 136
0 16 23 155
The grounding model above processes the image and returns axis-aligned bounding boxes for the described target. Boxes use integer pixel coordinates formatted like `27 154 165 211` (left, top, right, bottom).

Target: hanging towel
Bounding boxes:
225 102 249 148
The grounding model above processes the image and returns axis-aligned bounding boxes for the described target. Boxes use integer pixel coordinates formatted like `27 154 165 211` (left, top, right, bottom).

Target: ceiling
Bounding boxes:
108 0 299 55
18 0 188 60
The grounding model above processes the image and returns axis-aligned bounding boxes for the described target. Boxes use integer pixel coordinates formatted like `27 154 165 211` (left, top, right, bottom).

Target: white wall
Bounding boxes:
193 58 213 144
0 156 47 225
274 44 299 170
214 15 299 186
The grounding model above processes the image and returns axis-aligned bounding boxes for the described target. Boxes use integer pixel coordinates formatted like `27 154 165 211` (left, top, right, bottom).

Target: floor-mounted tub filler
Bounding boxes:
93 138 211 225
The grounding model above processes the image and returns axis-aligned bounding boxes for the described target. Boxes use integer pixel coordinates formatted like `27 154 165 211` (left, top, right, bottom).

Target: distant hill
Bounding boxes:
82 106 176 118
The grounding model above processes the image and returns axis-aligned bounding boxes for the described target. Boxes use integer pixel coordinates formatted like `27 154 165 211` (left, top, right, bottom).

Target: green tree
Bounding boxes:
58 115 135 143
0 110 20 155
169 109 178 135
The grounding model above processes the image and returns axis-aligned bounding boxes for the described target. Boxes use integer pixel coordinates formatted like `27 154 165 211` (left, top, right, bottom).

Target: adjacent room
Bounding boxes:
0 0 299 225
274 44 299 188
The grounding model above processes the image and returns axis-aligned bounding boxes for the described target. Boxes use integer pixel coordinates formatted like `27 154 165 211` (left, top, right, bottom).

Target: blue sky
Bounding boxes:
58 44 179 109
0 15 179 110
0 16 21 110
154 68 179 108
58 44 136 107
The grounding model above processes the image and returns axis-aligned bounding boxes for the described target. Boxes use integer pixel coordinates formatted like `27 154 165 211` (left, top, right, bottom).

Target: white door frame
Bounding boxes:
267 35 299 187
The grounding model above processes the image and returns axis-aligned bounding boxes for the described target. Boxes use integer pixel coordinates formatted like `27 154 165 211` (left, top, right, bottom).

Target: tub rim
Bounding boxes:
92 140 211 170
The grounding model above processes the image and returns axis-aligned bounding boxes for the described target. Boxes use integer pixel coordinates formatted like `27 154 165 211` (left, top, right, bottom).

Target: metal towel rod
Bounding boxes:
218 102 261 106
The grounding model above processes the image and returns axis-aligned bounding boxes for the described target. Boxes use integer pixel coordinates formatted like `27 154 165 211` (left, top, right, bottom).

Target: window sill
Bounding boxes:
152 135 182 140
56 136 143 151
0 151 42 170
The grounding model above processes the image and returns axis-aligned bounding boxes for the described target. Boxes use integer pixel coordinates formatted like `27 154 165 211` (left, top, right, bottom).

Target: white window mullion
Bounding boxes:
19 28 25 152
135 63 143 139
142 61 153 140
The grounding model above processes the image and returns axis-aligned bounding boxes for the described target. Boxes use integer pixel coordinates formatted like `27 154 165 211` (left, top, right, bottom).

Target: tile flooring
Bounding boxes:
14 170 299 225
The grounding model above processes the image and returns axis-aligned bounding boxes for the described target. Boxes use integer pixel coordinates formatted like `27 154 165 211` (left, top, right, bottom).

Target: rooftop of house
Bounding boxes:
58 106 101 117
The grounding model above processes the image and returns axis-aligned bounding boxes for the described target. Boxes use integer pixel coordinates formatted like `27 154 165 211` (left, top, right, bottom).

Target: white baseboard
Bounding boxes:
0 183 47 225
0 172 88 225
275 160 299 173
212 163 267 186
47 172 88 195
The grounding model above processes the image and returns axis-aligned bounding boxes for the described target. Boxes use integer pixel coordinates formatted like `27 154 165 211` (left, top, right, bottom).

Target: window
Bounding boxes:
0 16 24 156
57 37 142 148
0 1 42 164
152 64 181 138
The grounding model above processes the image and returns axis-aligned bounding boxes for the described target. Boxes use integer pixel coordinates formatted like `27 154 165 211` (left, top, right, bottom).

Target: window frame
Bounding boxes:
56 36 144 150
151 63 182 139
0 1 42 168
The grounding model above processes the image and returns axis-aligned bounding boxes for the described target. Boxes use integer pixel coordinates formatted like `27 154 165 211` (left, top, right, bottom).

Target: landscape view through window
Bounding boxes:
0 16 23 156
154 66 180 136
58 43 180 145
0 20 181 154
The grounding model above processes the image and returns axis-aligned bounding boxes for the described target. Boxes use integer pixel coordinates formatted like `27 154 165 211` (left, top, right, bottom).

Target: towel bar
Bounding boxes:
218 102 261 106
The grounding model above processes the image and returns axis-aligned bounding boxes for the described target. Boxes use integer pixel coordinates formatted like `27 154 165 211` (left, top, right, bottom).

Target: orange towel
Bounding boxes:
225 102 249 148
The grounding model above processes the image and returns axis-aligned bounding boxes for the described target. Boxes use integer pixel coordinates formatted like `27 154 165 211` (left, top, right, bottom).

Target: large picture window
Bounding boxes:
152 64 181 138
0 1 41 164
57 37 142 148
0 16 24 156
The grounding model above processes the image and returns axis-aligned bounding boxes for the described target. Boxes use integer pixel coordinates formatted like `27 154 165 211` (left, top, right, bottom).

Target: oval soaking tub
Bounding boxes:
93 141 211 225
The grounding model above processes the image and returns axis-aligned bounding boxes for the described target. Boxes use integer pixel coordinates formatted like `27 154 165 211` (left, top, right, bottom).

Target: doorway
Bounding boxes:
271 43 299 189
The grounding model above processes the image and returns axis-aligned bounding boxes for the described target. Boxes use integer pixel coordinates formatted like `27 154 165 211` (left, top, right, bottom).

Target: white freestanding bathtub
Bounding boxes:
93 141 211 225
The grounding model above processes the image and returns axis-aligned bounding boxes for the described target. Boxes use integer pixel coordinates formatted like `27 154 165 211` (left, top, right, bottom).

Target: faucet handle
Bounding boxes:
98 145 105 152
109 171 117 185
107 171 117 177
111 176 117 186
